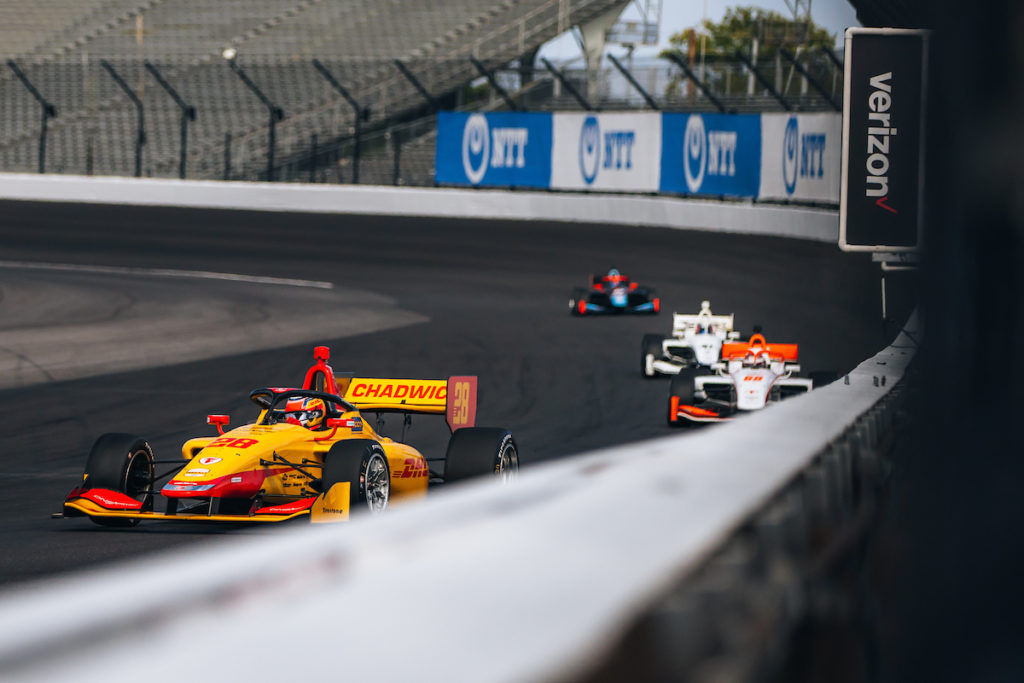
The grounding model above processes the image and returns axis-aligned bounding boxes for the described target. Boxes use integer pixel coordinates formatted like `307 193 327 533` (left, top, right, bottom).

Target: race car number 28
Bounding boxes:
452 381 471 425
208 437 259 449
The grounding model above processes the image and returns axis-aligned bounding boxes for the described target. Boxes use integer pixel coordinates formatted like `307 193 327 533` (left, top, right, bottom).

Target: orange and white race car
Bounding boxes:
667 333 813 425
59 346 518 525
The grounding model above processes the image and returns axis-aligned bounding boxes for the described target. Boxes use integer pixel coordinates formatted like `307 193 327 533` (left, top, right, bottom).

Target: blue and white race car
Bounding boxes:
569 269 660 316
641 301 740 377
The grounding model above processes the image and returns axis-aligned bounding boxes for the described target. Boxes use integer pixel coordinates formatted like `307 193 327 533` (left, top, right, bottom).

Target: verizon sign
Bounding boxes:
840 28 929 252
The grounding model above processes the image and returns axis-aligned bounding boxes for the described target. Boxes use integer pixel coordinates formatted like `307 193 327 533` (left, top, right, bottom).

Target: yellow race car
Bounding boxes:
59 346 518 525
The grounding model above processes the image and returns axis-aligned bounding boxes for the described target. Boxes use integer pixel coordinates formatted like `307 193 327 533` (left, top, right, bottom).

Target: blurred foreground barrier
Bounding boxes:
0 314 916 682
0 172 838 242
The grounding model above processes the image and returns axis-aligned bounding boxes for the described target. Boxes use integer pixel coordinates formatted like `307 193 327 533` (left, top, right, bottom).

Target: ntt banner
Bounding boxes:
550 112 661 192
759 113 841 202
435 112 552 188
435 111 843 204
660 113 761 198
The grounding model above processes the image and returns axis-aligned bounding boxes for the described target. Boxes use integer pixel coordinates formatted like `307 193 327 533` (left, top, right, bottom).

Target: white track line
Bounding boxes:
0 260 333 289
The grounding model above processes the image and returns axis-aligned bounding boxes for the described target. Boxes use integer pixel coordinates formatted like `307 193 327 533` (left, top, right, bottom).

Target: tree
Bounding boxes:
660 6 837 99
663 6 835 61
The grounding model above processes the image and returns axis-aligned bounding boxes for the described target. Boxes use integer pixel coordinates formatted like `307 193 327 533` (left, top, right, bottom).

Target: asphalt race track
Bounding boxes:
0 199 913 589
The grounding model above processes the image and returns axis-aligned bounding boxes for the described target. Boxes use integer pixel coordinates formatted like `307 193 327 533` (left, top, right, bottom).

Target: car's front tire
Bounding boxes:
641 334 663 378
667 369 699 427
322 439 390 514
568 288 587 316
83 433 154 527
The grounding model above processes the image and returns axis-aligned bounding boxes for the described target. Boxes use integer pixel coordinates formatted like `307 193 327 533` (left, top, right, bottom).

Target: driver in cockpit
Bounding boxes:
745 350 769 368
283 397 326 430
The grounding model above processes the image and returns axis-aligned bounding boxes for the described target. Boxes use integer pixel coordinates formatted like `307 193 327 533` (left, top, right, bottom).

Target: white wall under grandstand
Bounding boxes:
0 173 839 242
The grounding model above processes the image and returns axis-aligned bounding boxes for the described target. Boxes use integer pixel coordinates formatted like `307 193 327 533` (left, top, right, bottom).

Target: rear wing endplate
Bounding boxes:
342 376 477 432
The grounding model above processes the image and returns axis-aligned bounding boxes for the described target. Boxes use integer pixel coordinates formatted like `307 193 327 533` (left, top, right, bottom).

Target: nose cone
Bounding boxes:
736 370 772 410
610 287 628 306
694 336 721 366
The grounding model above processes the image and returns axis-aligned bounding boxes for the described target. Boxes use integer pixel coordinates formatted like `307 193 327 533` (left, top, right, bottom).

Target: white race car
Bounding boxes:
641 301 740 377
667 333 813 425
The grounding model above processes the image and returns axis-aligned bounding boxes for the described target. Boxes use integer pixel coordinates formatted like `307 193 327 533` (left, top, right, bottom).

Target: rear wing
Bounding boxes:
721 333 799 362
342 376 477 432
300 346 476 431
672 313 735 335
671 301 734 336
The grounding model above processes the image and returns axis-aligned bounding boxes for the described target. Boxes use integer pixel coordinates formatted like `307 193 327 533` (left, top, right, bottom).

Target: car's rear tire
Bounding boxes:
83 433 154 527
445 428 518 483
322 439 390 514
568 288 587 316
667 369 699 427
641 334 663 378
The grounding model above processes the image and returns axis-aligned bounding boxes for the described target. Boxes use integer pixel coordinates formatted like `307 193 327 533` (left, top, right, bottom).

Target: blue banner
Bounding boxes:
435 112 552 188
660 113 762 198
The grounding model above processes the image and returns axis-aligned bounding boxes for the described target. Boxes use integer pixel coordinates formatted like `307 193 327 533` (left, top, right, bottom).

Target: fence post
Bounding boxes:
780 49 841 111
393 59 440 110
226 56 285 181
392 129 402 186
309 133 318 183
470 57 519 110
6 60 57 174
607 54 659 110
311 59 364 184
100 60 146 177
540 57 593 111
144 61 196 178
663 53 729 113
224 132 232 180
733 49 792 111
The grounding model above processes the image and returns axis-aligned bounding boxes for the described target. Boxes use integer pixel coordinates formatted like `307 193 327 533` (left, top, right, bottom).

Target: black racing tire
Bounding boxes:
568 288 587 316
83 433 155 527
444 428 518 483
322 439 390 515
641 334 665 378
667 369 700 427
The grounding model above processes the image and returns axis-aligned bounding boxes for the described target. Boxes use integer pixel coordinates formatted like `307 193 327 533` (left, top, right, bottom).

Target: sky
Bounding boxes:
540 0 860 62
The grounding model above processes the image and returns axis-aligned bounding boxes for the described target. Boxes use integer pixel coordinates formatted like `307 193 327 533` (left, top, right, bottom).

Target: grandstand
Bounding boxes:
0 0 630 180
0 0 841 183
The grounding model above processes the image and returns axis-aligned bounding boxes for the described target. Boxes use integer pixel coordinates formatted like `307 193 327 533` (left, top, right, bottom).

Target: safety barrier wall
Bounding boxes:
0 314 918 682
0 172 840 242
435 111 842 203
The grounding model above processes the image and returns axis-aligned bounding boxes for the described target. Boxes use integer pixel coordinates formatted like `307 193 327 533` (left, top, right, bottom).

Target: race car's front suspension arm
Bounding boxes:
260 452 323 488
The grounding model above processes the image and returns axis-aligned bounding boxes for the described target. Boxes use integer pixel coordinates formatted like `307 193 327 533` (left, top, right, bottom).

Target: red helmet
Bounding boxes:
284 397 325 429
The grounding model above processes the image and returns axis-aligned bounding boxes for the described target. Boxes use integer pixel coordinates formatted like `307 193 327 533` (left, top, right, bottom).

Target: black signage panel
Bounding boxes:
840 28 928 252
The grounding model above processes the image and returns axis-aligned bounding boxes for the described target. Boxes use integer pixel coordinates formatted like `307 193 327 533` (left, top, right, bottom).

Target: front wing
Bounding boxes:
582 301 658 314
60 485 352 524
668 397 736 424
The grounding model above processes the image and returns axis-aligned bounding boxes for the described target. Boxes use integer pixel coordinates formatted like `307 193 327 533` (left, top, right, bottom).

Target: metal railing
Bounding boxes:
0 48 843 187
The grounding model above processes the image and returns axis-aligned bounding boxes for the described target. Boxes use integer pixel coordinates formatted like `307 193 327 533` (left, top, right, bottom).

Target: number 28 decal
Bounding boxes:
452 381 470 425
208 437 259 449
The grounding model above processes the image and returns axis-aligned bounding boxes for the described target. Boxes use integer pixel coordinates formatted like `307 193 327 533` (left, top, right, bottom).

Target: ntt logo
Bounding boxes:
683 114 706 192
783 116 799 195
461 114 490 184
578 115 600 184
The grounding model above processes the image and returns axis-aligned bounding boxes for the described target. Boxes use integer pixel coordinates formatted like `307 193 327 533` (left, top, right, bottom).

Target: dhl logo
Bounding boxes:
395 457 429 479
348 380 446 402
